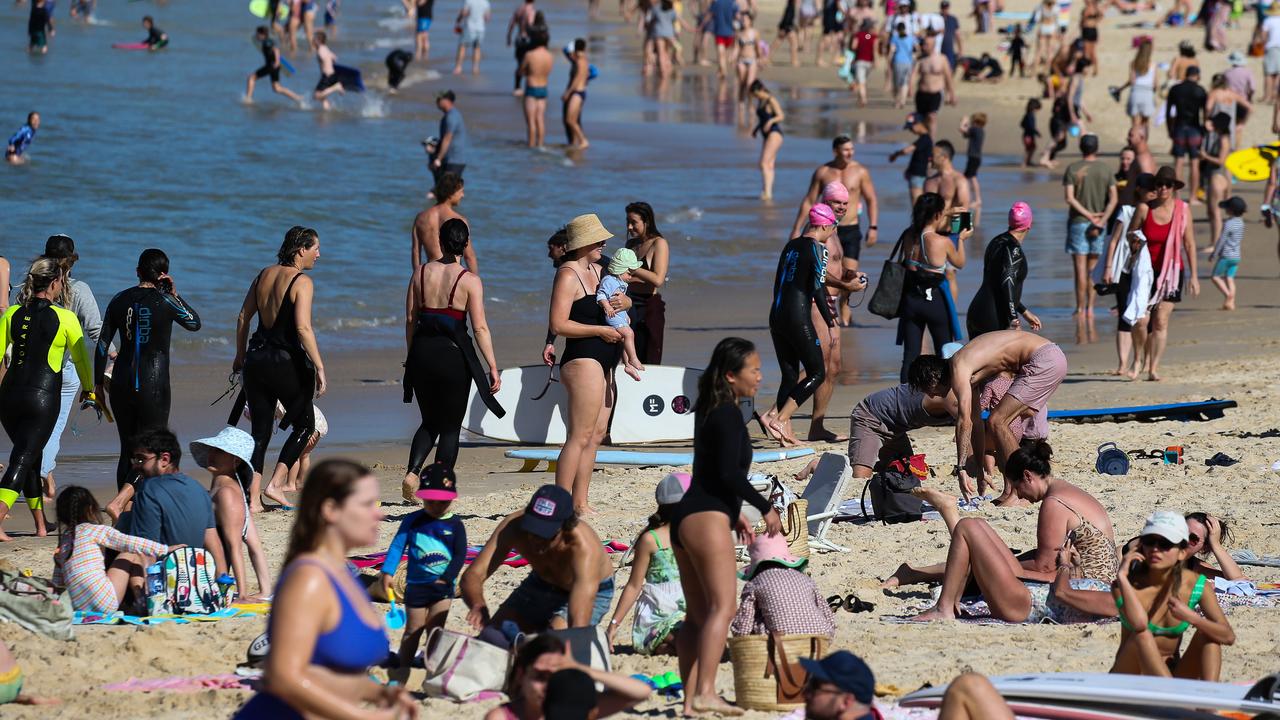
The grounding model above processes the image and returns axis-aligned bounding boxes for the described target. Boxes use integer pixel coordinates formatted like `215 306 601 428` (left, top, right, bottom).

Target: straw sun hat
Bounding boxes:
564 213 614 252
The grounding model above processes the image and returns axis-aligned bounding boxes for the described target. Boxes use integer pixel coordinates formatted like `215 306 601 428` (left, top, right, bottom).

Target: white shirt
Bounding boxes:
1265 15 1280 49
462 0 489 33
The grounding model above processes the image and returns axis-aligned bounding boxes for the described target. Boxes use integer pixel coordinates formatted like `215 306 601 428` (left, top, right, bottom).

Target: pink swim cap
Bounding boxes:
1009 201 1033 231
809 203 838 227
821 182 850 203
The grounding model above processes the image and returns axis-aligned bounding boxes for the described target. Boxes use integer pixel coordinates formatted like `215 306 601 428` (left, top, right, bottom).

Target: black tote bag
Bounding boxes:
868 230 907 320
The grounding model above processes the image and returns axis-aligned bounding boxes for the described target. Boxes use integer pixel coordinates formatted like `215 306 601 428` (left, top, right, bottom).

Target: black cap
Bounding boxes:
1135 172 1156 190
415 463 458 501
799 651 875 704
543 669 598 720
44 234 77 261
436 89 456 102
519 485 575 538
1219 196 1247 215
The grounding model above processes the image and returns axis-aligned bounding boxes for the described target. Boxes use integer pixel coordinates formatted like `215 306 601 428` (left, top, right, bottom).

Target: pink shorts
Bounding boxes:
1007 343 1067 413
981 374 1049 441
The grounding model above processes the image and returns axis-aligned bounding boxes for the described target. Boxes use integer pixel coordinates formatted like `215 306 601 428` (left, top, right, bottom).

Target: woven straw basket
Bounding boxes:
754 499 809 560
728 633 829 711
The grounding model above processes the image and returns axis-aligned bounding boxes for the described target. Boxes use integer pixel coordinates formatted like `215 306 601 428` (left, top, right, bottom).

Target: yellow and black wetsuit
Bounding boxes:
0 299 93 511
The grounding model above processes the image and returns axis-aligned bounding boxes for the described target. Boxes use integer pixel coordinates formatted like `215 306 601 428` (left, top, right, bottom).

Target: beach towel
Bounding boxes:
1094 205 1135 285
1232 549 1280 568
1150 199 1187 304
351 540 631 572
103 674 251 692
73 606 263 625
1122 242 1154 326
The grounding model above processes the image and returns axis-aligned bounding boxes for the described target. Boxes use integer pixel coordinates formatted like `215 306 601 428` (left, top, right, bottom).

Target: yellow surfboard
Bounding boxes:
1225 142 1280 182
249 0 289 21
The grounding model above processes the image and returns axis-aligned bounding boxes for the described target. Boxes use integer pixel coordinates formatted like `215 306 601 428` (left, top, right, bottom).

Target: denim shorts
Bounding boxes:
1065 219 1105 255
497 572 615 630
1213 257 1239 278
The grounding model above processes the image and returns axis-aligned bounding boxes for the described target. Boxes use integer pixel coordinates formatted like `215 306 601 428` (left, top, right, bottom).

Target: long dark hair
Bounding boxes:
1005 438 1052 480
137 248 170 284
55 486 103 542
910 192 946 235
283 459 371 566
507 634 567 697
1185 512 1232 557
625 201 662 242
277 226 319 266
694 337 755 424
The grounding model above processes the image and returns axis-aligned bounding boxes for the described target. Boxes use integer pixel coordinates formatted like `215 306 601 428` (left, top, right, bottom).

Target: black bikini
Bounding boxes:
560 265 620 372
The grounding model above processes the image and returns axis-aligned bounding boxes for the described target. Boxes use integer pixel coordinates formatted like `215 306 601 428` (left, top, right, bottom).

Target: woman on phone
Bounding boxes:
1111 511 1235 680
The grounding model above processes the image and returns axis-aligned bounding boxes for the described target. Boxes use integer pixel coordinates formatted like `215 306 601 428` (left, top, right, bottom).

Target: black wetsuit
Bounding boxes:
769 236 834 412
966 232 1028 338
895 232 952 383
231 272 315 475
402 265 504 475
671 402 772 547
1 300 92 511
560 265 621 372
386 49 413 90
97 286 201 489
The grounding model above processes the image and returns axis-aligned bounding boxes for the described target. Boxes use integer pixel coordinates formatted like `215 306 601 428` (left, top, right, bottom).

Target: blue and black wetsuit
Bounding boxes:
768 236 834 412
97 286 201 488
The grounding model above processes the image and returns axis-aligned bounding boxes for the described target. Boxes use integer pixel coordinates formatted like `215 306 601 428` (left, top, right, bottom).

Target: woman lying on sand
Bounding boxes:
1184 512 1245 581
1111 511 1235 681
883 439 1119 623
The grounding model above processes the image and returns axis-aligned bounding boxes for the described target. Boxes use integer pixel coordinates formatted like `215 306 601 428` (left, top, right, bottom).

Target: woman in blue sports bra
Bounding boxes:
1111 511 1235 681
235 460 416 720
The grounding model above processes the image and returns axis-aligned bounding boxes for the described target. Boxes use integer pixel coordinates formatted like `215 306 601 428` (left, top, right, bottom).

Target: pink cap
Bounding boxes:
809 203 838 227
821 182 849 203
1009 202 1033 231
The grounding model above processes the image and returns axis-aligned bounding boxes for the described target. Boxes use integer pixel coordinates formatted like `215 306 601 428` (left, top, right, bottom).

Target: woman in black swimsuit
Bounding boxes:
232 226 326 511
750 80 785 200
672 337 780 716
549 214 622 514
401 219 502 501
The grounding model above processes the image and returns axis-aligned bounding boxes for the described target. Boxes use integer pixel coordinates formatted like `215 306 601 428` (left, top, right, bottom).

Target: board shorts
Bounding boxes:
915 89 942 115
963 156 981 178
255 64 282 83
847 403 913 471
715 34 734 47
496 572 615 630
1007 342 1067 414
417 16 433 33
315 73 340 91
981 374 1050 441
1171 125 1203 158
905 172 927 190
460 27 483 46
1266 46 1280 75
405 581 455 609
1212 257 1239 277
853 60 872 84
837 224 863 260
1065 219 1105 255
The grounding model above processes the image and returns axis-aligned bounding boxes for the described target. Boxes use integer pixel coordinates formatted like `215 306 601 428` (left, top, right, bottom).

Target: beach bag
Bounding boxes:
1095 442 1130 476
868 232 907 320
860 455 926 524
728 632 828 710
754 498 809 560
0 569 74 641
149 547 224 616
545 626 613 672
422 628 511 701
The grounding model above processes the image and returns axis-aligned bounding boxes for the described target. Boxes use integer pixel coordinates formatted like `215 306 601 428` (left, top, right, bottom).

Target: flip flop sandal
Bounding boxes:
827 594 845 611
844 594 876 613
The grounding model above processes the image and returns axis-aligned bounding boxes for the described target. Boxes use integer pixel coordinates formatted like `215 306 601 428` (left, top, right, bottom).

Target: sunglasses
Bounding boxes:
1140 535 1176 551
1188 533 1201 544
1156 181 1176 189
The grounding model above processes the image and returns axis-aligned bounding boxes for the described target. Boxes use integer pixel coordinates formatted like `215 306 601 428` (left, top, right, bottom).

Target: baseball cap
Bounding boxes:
655 472 691 505
1008 201 1033 231
799 651 875 704
415 463 458 501
1218 196 1247 215
520 485 575 538
436 89 456 101
809 203 838 227
1140 510 1189 545
822 181 850 203
543 669 598 720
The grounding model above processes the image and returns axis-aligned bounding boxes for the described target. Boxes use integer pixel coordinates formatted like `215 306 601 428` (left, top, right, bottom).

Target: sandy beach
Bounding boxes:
4 0 1280 716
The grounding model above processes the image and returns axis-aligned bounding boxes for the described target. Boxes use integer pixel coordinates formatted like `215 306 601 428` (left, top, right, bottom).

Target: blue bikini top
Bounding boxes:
275 559 388 673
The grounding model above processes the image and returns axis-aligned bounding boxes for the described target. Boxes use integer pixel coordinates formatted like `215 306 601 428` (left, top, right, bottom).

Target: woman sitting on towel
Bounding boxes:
886 440 1118 623
1111 511 1235 681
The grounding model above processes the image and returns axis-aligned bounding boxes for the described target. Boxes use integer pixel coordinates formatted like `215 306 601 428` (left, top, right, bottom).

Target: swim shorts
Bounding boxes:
525 85 548 99
915 90 942 115
963 156 981 178
837 224 863 260
404 581 455 609
1065 219 1105 255
254 64 282 83
460 27 483 46
1006 342 1067 413
715 34 734 47
1171 125 1203 158
1212 257 1239 278
905 173 927 190
496 572 615 630
847 403 913 471
315 73 341 91
417 16 433 33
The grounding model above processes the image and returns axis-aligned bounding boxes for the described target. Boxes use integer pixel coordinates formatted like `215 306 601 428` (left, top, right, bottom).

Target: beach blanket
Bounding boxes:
350 540 631 571
103 674 251 692
1232 549 1280 568
74 606 263 626
836 496 986 523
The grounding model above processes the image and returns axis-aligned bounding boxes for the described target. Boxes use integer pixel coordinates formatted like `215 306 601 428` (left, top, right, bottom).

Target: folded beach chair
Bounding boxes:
800 452 852 553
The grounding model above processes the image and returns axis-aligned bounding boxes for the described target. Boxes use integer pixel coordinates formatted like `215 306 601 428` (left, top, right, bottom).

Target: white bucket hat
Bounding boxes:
190 426 256 473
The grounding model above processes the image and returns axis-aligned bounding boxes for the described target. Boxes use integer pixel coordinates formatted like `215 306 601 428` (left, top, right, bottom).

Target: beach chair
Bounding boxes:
799 452 851 553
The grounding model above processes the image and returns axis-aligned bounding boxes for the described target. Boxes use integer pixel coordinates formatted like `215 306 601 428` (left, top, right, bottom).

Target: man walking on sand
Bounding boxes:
911 32 954 135
519 28 553 148
950 330 1067 504
791 135 880 324
461 485 615 634
1062 133 1117 316
246 26 303 105
412 173 477 272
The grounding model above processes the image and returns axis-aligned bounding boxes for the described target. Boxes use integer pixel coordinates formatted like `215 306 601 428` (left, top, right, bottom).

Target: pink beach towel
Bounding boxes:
103 674 249 692
1151 199 1187 304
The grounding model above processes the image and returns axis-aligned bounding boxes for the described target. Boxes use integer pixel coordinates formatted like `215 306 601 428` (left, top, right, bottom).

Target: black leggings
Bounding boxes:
0 386 58 508
406 336 469 475
243 354 315 475
898 289 954 383
110 376 172 489
769 315 825 411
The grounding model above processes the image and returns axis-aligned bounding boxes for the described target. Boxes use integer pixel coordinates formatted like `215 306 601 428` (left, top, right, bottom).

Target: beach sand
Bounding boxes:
5 0 1280 717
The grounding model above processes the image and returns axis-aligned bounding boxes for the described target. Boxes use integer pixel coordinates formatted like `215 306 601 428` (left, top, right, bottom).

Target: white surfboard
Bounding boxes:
900 673 1280 715
462 365 701 445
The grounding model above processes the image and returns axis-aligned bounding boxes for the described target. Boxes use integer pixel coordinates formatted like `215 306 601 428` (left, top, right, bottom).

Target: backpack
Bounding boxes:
147 547 225 616
860 454 928 524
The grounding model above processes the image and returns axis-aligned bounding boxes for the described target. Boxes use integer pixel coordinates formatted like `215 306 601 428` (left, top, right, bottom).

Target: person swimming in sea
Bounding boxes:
141 16 168 50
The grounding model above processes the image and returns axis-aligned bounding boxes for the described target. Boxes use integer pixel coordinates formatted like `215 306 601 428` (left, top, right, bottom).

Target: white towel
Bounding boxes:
1122 243 1154 326
1093 205 1135 285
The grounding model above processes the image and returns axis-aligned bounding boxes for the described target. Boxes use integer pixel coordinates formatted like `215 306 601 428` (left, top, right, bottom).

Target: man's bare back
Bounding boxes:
411 204 468 268
507 516 613 590
522 45 553 87
951 329 1052 386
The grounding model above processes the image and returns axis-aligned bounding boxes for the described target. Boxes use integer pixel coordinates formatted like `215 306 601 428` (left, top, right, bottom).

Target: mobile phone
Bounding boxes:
1128 558 1146 577
950 215 962 234
958 211 973 232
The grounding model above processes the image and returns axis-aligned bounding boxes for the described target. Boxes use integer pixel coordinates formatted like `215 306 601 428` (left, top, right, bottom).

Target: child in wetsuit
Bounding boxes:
381 464 467 685
1009 24 1027 77
1021 98 1041 167
597 248 646 381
